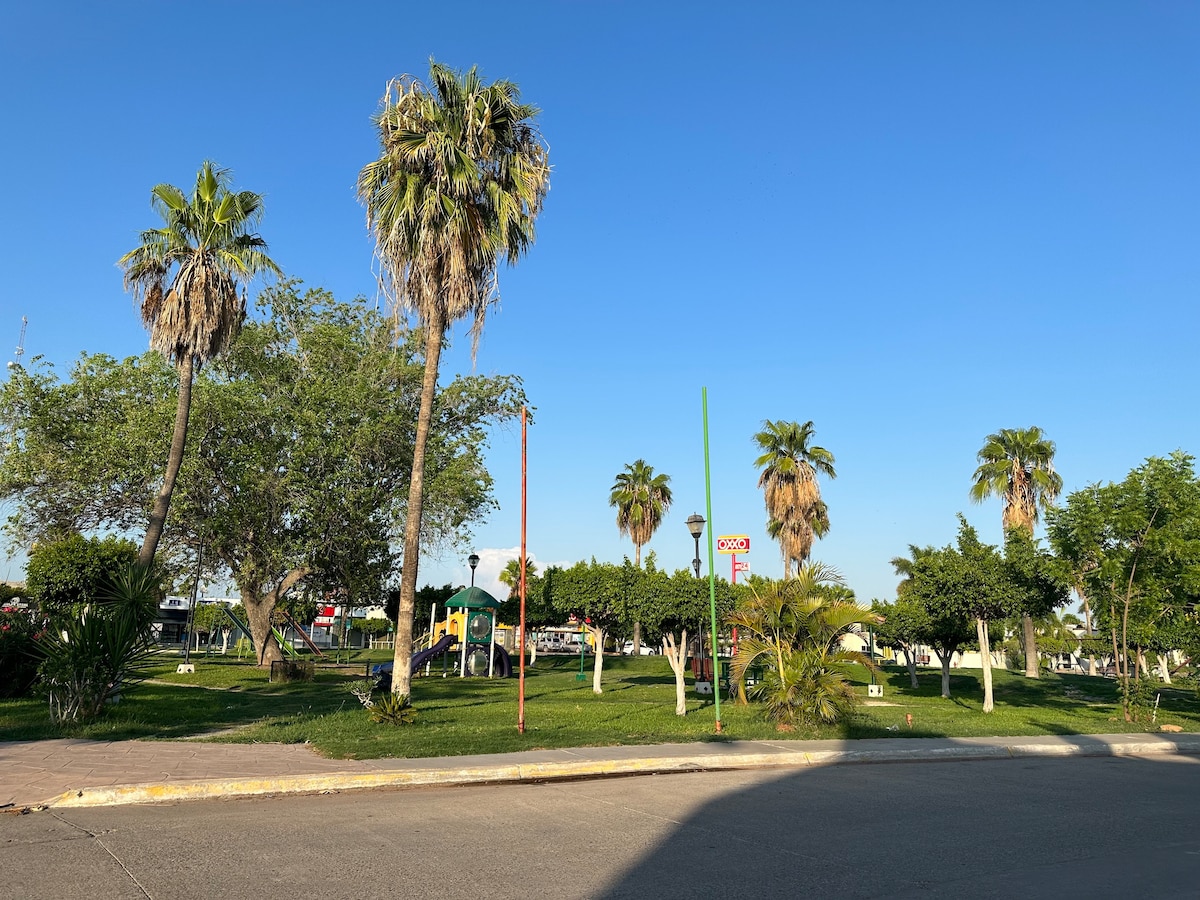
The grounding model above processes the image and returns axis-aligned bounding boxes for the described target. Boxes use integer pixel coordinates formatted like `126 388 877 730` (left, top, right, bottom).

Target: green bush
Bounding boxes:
0 609 44 698
25 534 139 622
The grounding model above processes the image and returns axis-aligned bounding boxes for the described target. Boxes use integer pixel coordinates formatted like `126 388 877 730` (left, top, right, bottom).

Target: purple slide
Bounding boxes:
408 633 458 673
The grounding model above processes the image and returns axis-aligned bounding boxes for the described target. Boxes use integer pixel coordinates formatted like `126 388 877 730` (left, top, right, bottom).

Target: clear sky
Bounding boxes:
1 2 1197 603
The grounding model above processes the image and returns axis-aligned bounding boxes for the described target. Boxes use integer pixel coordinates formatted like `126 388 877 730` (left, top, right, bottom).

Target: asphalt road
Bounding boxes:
3 755 1199 899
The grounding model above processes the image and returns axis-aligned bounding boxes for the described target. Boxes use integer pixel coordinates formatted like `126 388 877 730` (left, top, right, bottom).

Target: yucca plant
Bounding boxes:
37 563 159 723
369 692 417 726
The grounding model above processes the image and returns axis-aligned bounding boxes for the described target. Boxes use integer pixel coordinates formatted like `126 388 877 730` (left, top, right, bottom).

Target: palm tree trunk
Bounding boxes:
390 313 446 697
1022 613 1039 678
632 543 642 656
139 354 194 567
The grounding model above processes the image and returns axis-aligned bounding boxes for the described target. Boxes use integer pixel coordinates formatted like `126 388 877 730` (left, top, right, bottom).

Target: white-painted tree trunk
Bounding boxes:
588 624 606 694
1158 652 1172 684
903 646 919 689
662 631 689 715
977 618 994 713
933 650 953 698
528 634 538 666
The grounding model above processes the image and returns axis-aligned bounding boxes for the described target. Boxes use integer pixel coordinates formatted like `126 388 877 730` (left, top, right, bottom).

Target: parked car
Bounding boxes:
622 640 658 656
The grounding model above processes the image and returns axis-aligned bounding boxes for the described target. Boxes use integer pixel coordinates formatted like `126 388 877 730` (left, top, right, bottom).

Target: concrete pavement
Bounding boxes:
4 731 1199 811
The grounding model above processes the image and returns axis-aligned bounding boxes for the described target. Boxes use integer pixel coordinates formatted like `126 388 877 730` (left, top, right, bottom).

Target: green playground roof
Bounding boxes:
446 585 501 609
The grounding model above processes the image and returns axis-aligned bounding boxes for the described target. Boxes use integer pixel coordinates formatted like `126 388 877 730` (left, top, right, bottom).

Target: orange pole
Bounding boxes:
518 406 527 733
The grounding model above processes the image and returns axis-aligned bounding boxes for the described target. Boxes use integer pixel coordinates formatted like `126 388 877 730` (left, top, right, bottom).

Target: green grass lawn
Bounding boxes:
2 654 1197 759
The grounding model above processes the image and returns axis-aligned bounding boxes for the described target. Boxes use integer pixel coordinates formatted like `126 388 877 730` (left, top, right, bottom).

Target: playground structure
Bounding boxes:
373 586 514 689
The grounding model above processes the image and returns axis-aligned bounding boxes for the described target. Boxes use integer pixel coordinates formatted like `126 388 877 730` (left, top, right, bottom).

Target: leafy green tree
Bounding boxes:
753 420 836 576
1048 453 1200 718
387 584 462 638
727 565 876 727
358 60 551 697
0 354 179 548
544 558 637 693
118 162 281 567
870 597 929 689
906 518 1012 709
970 426 1063 677
0 286 525 666
25 534 139 622
1002 529 1071 671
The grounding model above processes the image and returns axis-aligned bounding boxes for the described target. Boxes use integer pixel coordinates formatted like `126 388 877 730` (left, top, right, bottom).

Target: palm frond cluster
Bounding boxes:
357 62 551 354
120 162 280 368
753 420 836 576
727 564 877 726
609 459 673 567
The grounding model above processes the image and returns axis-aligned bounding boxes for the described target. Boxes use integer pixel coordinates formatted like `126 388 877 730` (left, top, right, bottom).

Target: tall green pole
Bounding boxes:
702 387 721 732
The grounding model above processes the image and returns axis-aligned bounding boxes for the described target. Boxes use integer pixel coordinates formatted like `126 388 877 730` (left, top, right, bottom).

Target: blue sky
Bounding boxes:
1 2 1197 603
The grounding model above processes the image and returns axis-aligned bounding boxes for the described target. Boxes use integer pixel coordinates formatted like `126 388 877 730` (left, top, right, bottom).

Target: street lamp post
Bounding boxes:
468 553 480 588
686 514 705 579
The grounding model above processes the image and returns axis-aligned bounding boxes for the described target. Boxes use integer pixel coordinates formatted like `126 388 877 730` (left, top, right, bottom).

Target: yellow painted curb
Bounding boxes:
33 737 1200 810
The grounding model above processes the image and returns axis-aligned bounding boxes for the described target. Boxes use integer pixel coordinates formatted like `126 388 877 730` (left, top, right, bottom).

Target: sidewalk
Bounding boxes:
4 732 1199 812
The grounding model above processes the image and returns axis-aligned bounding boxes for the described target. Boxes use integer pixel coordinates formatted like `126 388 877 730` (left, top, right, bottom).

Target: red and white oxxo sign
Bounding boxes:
717 535 750 584
716 535 750 554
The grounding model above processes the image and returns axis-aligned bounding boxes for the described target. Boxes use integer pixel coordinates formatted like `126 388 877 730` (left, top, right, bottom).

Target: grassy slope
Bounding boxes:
1 655 1196 759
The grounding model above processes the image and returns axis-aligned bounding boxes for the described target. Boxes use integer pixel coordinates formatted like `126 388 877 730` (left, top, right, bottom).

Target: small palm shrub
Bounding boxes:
37 564 159 723
728 564 878 728
369 692 417 726
751 646 862 726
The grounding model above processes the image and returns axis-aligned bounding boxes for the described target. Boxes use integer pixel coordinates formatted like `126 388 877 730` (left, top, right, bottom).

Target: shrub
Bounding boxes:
26 534 139 623
0 609 44 698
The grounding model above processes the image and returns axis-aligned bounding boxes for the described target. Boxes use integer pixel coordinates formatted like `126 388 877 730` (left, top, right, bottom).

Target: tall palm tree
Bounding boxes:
610 459 672 656
119 162 280 567
754 420 836 577
970 426 1063 677
358 61 550 697
609 460 673 567
498 558 537 597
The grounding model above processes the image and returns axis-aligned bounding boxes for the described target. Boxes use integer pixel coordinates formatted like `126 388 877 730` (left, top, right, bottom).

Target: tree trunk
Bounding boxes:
935 650 952 698
243 595 282 667
139 354 194 567
239 567 311 668
391 312 447 696
1158 652 1172 685
588 624 606 694
1022 613 1039 678
631 543 642 657
663 630 688 715
528 633 537 666
977 617 994 713
903 645 919 689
